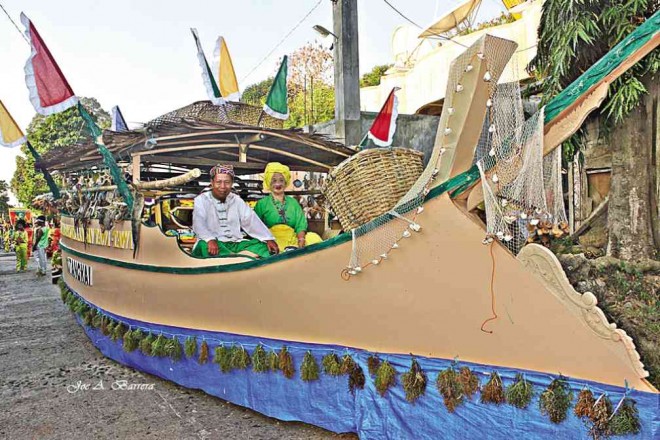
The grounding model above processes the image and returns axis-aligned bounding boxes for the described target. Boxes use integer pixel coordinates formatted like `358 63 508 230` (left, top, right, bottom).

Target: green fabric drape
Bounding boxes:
77 102 134 209
26 141 61 199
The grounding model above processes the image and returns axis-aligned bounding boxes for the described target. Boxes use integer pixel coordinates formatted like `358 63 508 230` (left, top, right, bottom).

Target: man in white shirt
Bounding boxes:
192 164 279 258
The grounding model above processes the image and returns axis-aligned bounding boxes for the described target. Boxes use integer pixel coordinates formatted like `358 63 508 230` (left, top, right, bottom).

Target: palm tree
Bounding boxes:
530 0 659 260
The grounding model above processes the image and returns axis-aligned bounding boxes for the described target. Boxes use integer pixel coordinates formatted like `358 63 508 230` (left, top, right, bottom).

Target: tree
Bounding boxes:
530 1 659 260
242 77 274 107
242 44 335 129
11 97 110 206
0 180 11 218
360 64 392 87
286 43 334 128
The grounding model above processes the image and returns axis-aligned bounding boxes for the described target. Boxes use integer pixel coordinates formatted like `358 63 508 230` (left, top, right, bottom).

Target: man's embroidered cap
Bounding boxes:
210 164 235 178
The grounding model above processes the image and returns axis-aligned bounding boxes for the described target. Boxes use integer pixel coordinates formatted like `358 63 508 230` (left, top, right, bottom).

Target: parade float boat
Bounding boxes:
46 19 660 440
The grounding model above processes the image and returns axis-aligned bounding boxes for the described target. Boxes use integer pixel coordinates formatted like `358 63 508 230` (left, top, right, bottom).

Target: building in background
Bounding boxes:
360 0 542 115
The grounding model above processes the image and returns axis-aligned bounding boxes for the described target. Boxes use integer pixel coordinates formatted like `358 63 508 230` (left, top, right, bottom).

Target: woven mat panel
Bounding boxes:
322 148 424 230
147 101 283 129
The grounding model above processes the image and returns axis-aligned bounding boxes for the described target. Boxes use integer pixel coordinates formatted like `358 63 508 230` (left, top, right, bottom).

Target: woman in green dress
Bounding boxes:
254 162 322 251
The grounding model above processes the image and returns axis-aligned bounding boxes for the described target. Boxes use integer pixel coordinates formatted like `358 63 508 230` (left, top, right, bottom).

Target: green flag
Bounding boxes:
263 56 289 120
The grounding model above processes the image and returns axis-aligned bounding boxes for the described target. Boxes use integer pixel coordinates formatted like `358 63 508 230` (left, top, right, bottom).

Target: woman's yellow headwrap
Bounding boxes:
263 162 291 191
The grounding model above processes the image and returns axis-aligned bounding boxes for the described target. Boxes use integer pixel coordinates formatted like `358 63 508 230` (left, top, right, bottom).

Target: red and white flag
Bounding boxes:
363 87 400 147
21 13 78 115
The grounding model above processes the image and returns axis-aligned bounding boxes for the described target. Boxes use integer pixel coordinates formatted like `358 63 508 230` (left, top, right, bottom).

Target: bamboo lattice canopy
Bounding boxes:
38 101 354 175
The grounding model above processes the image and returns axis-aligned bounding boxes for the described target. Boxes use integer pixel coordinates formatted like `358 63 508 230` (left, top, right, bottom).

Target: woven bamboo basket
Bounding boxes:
322 147 424 230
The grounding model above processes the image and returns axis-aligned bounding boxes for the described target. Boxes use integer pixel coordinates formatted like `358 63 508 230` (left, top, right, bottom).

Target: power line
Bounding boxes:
240 0 323 83
0 2 29 44
381 0 468 48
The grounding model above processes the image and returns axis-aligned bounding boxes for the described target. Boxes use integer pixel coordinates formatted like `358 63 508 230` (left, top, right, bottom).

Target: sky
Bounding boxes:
0 0 505 203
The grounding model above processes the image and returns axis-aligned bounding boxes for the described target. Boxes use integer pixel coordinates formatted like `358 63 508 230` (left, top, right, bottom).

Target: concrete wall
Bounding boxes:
310 112 440 165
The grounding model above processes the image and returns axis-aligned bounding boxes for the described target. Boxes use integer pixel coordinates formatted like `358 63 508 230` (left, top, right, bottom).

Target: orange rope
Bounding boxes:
480 241 498 334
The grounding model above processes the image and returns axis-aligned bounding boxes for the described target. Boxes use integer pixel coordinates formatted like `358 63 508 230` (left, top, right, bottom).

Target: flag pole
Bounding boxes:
25 141 61 199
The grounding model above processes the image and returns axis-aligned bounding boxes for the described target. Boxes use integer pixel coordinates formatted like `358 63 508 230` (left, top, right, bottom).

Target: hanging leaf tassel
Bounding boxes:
230 345 251 370
574 388 596 419
100 316 111 336
367 355 381 377
199 340 209 364
374 360 397 397
437 367 464 412
609 398 641 436
458 367 480 399
91 312 103 329
214 345 232 373
140 333 156 356
151 334 169 357
184 336 197 358
481 372 505 405
348 363 365 394
589 394 612 438
123 329 143 353
322 353 342 376
401 358 427 403
252 344 269 373
82 309 95 327
505 373 534 409
111 322 127 342
539 377 573 424
278 346 295 379
268 350 280 371
165 337 183 361
340 355 357 375
301 351 320 382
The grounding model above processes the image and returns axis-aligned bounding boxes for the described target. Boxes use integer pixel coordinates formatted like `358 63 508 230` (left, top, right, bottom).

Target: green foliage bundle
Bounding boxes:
230 345 251 370
111 323 127 342
589 394 613 438
278 347 295 379
184 337 197 358
609 398 641 435
401 358 427 403
458 367 480 399
348 363 365 394
198 340 209 364
252 344 269 373
100 317 111 337
574 388 596 419
505 373 534 409
339 355 357 375
481 372 505 405
539 377 573 424
151 334 168 357
214 345 232 373
267 350 280 371
374 361 396 397
322 353 342 376
367 355 381 377
301 351 320 382
165 337 182 361
437 367 464 412
140 333 156 356
122 329 142 353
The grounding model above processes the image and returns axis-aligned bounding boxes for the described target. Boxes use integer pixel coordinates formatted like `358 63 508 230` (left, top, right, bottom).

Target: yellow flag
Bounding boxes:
0 100 26 148
214 37 241 101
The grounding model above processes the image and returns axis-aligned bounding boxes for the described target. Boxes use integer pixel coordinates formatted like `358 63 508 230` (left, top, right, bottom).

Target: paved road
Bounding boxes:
0 253 356 440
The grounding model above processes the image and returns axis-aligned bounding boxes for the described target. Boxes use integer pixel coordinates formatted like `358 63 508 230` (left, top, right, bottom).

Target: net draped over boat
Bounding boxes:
477 85 567 255
345 37 513 273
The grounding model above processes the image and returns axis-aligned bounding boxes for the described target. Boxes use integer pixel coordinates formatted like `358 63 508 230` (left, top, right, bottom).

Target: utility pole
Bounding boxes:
333 0 361 146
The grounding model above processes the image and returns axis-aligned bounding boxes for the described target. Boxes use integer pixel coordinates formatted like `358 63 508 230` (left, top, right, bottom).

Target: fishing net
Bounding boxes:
477 94 568 255
344 36 515 275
